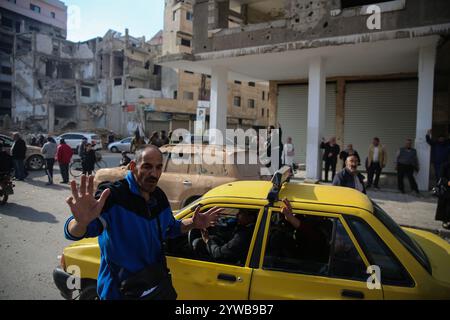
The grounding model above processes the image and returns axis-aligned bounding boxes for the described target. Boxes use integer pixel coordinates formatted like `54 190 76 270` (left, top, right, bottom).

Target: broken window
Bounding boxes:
1 17 13 29
144 61 150 70
153 65 161 75
45 61 55 77
173 91 178 100
1 91 11 99
234 80 242 85
51 12 56 19
114 78 122 86
15 21 21 33
113 55 124 77
30 4 41 13
81 87 91 97
57 63 74 79
180 38 191 47
248 82 256 87
1 66 12 75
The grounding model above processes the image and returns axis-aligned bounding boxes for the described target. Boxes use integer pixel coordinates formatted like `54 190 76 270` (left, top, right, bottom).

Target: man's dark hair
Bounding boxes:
373 137 380 142
60 138 66 144
135 145 163 164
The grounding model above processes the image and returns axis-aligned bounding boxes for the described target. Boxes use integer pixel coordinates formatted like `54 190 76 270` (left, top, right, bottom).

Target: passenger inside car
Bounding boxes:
192 209 258 266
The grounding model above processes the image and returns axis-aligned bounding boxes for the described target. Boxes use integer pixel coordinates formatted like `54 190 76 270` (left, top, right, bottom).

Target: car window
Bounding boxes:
92 135 100 140
263 213 333 277
0 137 13 147
263 212 367 281
74 135 85 140
165 158 188 174
122 138 132 143
346 216 414 287
371 202 431 274
166 207 260 267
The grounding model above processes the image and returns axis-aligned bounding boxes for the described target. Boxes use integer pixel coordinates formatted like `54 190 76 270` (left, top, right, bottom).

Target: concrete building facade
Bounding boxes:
158 0 450 190
1 0 67 118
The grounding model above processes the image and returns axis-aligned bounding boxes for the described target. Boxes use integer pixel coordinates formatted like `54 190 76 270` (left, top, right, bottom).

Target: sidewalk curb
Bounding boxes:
400 224 450 239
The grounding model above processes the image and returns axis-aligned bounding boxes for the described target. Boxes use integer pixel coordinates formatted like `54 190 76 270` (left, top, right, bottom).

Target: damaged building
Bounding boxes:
10 28 163 134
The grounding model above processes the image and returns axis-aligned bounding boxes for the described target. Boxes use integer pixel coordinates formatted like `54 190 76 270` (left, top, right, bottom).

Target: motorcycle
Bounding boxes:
0 172 15 205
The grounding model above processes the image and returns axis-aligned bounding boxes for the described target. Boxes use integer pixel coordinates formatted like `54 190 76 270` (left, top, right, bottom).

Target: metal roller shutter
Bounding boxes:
171 120 190 132
147 121 170 136
344 79 418 173
277 83 336 164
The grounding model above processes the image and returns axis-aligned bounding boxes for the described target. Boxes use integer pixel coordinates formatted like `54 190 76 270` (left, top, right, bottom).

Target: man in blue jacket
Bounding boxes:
427 130 450 181
64 145 222 300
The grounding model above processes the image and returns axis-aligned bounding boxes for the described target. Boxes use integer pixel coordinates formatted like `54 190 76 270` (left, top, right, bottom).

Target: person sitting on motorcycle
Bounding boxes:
0 144 13 174
120 151 131 167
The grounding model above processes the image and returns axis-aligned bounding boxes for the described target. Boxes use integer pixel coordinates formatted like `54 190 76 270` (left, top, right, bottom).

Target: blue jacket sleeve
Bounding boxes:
64 216 106 241
164 209 182 239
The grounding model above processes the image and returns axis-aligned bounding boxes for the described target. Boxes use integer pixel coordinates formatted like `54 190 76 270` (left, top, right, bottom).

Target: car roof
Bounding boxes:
59 132 97 136
202 180 373 213
161 144 249 155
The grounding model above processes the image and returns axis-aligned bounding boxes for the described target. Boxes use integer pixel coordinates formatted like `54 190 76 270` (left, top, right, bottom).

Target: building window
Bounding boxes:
234 80 242 85
267 109 270 118
180 38 191 47
183 91 194 100
173 90 178 99
186 11 193 21
1 66 12 75
1 90 12 99
173 11 176 21
51 12 56 19
29 26 40 32
7 0 17 3
15 21 21 33
248 82 256 87
184 70 194 74
262 91 266 101
248 99 255 109
234 96 241 107
153 64 161 75
1 18 13 28
114 78 122 86
81 87 91 97
30 4 41 14
262 109 265 117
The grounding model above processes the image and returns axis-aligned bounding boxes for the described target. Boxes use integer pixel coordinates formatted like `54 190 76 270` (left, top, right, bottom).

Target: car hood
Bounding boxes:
27 145 42 153
404 227 450 285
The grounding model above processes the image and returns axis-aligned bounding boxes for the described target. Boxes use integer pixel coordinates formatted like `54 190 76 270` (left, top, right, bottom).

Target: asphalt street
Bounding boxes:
0 152 122 300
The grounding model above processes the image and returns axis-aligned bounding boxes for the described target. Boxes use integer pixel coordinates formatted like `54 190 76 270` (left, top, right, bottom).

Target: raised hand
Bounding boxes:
192 206 223 230
66 175 111 228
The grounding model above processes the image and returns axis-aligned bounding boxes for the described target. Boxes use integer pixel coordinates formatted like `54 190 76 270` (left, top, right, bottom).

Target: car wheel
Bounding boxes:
79 285 99 300
27 155 44 171
111 146 119 153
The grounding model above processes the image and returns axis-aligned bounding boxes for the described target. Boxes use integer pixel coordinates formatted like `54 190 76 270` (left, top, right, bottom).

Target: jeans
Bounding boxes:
45 159 55 183
397 163 419 193
367 162 382 188
13 159 26 180
59 163 69 183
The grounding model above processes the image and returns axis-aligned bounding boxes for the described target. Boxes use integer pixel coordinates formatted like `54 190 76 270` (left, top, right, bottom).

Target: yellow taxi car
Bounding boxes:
53 168 450 300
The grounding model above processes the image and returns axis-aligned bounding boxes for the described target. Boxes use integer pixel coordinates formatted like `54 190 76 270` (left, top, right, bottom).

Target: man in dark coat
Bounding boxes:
11 133 27 181
321 136 340 182
426 130 450 181
332 154 366 194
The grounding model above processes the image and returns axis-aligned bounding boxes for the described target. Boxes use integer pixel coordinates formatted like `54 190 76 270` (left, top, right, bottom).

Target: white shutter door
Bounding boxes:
277 84 336 164
344 80 418 173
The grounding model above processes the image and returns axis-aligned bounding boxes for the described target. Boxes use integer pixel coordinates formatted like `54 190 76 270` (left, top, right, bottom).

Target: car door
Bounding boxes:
121 138 132 152
249 208 383 300
166 204 265 300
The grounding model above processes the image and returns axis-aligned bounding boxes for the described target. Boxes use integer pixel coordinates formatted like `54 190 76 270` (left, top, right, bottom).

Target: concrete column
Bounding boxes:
415 45 437 191
306 57 326 181
209 66 228 145
48 104 55 133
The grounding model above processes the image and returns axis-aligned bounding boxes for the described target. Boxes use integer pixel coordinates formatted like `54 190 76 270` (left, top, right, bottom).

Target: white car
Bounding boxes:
55 133 103 153
108 137 150 153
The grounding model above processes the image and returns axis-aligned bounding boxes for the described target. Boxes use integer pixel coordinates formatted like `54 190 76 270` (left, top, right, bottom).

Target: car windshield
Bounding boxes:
372 202 432 274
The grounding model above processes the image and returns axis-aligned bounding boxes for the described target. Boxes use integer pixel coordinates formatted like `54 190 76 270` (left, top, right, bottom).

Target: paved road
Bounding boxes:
0 152 122 300
0 153 447 300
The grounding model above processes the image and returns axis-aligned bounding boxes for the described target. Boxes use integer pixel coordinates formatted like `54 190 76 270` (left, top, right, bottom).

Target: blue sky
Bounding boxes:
64 0 165 42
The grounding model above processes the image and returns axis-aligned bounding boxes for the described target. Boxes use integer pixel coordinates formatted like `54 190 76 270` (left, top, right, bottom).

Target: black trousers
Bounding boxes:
397 163 419 193
367 162 382 187
45 159 55 183
324 158 337 182
59 163 69 183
